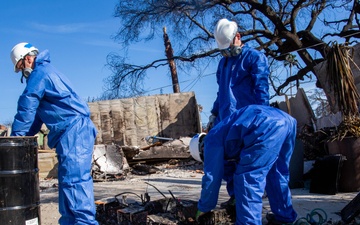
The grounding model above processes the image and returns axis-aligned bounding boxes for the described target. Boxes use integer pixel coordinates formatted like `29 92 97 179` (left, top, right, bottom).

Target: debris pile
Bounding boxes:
92 145 129 181
326 116 360 142
95 189 235 225
92 137 193 182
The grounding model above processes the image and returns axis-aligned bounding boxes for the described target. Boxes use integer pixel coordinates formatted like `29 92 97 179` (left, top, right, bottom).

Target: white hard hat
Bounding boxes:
189 133 206 162
10 42 39 73
214 18 238 49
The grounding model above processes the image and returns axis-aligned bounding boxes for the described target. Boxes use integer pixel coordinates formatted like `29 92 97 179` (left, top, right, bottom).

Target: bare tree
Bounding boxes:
308 89 331 118
103 0 360 99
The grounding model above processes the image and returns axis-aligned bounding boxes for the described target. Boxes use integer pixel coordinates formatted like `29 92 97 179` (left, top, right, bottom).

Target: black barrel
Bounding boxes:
0 137 41 225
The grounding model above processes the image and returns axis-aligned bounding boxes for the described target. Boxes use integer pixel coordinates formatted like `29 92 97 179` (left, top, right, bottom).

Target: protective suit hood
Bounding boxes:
35 49 51 65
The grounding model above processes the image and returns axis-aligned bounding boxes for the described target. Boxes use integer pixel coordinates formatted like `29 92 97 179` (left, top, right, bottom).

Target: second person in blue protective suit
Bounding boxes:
10 42 98 225
209 18 269 127
208 18 270 206
190 105 298 225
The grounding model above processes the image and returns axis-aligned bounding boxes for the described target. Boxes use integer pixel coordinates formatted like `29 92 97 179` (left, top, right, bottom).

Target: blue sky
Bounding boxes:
0 0 221 125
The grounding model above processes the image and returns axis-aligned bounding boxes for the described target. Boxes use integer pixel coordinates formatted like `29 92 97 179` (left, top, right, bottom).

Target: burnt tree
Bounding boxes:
103 0 360 99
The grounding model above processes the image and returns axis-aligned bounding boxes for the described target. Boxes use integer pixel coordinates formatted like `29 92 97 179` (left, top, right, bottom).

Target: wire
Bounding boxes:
307 208 327 224
294 218 311 225
182 60 213 92
293 208 328 225
144 72 215 94
144 182 167 199
114 191 145 206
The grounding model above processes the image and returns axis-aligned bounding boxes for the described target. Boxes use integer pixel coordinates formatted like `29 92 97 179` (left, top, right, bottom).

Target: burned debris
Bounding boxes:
92 137 194 181
95 185 235 225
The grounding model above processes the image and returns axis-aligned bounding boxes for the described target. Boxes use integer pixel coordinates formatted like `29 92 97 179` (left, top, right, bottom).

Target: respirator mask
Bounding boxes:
22 68 32 78
20 59 33 83
220 45 242 57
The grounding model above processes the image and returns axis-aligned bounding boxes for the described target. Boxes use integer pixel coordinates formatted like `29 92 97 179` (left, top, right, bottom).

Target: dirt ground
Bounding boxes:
38 161 359 225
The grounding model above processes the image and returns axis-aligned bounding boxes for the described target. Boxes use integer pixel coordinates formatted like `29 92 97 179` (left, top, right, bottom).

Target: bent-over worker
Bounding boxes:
190 105 298 225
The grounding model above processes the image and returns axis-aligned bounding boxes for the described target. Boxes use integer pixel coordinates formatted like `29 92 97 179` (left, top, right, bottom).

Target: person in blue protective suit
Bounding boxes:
207 18 270 207
10 42 98 225
190 105 298 225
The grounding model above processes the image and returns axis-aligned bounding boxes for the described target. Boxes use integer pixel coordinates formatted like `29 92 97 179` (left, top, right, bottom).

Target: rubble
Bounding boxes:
95 190 235 225
92 145 129 181
92 138 193 181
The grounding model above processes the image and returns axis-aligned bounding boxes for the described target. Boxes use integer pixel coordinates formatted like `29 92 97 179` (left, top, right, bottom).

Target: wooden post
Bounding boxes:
163 26 180 93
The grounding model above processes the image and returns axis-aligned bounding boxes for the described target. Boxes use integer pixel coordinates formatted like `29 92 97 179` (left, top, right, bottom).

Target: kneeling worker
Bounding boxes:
189 105 298 225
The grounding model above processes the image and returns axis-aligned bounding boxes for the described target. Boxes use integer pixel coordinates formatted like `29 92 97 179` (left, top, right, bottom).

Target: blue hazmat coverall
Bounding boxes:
211 43 270 122
11 50 98 225
198 105 298 225
211 44 270 198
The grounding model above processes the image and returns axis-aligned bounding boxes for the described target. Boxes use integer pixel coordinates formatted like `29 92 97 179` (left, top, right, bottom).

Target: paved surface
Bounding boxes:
39 169 358 225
